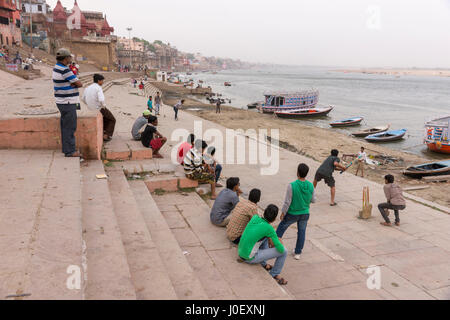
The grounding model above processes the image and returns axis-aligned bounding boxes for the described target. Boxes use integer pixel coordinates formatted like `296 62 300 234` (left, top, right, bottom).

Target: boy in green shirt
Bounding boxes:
238 204 288 285
277 163 315 260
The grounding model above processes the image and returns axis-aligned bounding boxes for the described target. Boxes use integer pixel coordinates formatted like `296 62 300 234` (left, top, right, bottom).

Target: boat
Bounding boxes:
365 129 407 142
330 117 364 127
424 115 450 154
275 106 334 119
352 125 390 137
247 101 263 109
224 82 232 87
259 90 319 114
403 160 450 178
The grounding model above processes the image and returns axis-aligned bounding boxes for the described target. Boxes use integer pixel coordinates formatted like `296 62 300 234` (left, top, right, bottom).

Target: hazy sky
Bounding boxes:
47 0 450 68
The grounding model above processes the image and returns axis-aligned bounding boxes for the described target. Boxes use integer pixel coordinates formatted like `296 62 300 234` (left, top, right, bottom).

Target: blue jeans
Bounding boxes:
174 107 178 120
215 164 222 183
56 103 78 156
276 213 310 255
244 238 287 277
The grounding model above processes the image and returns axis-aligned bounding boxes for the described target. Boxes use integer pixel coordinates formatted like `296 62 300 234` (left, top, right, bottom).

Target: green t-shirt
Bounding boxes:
238 215 285 261
287 180 314 215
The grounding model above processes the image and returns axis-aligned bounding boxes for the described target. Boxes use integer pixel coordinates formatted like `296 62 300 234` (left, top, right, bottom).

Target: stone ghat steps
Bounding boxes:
103 137 153 161
151 191 294 300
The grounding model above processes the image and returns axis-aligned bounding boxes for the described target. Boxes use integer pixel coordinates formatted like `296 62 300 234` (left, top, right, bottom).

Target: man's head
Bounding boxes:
263 204 279 223
226 177 240 191
93 74 105 86
56 48 72 65
384 174 394 184
331 149 339 157
143 110 151 118
297 163 309 179
148 96 152 100
181 99 185 104
157 92 160 96
207 146 216 157
187 134 196 146
248 189 261 204
148 115 158 126
194 139 208 152
361 147 365 152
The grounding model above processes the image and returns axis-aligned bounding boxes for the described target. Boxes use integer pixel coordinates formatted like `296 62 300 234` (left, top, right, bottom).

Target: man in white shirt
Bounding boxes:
356 147 367 177
82 74 116 141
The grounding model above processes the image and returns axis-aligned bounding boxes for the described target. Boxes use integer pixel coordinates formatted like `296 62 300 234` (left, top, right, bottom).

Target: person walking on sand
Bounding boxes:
276 163 315 260
155 92 161 115
313 149 348 206
141 116 167 158
53 48 83 158
238 205 288 286
82 74 116 142
216 99 222 114
173 99 184 121
147 96 153 113
378 174 406 227
355 147 367 177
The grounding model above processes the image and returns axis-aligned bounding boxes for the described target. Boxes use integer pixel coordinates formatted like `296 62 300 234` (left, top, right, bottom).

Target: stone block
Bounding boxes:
145 177 178 192
179 177 198 189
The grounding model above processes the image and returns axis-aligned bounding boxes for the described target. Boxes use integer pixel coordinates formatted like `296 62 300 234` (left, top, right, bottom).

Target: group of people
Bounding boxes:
52 48 117 157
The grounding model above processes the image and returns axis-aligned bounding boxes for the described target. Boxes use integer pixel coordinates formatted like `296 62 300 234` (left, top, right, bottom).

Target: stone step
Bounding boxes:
80 160 136 300
129 180 208 300
103 137 152 161
106 168 178 300
152 192 293 300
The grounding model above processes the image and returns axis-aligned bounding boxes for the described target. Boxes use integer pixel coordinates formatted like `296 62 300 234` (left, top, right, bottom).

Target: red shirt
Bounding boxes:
177 142 193 164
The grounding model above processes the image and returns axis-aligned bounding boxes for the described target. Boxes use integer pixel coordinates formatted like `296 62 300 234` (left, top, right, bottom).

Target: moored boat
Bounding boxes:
330 117 364 127
275 106 333 119
352 125 390 137
365 129 407 142
424 115 450 154
224 82 232 87
259 90 319 114
403 160 450 178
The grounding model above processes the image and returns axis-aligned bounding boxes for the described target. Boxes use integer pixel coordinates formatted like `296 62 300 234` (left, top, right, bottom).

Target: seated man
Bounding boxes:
379 174 406 227
227 189 261 244
141 116 167 158
210 177 242 227
204 146 223 187
177 134 195 165
238 204 288 285
183 140 217 199
131 110 151 141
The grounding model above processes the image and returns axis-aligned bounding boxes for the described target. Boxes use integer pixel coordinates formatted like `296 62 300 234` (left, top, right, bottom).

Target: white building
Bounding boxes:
21 0 50 14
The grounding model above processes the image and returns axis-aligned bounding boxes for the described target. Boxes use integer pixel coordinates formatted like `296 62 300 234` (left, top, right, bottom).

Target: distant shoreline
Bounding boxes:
333 68 450 77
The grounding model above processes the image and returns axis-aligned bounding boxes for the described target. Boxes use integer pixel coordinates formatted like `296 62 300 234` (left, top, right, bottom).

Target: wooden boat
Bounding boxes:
259 90 319 114
365 129 407 142
352 125 390 137
424 115 450 154
403 160 450 178
275 106 333 119
330 117 364 127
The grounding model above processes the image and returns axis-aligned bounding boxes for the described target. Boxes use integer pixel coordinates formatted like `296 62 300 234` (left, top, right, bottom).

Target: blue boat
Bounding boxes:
330 117 364 127
365 129 407 142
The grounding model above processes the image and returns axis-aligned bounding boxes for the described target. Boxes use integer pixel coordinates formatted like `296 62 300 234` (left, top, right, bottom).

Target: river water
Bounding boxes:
186 66 450 159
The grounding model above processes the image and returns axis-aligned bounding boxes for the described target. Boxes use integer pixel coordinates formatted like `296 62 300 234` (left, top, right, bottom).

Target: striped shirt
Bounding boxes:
52 62 80 104
183 148 204 175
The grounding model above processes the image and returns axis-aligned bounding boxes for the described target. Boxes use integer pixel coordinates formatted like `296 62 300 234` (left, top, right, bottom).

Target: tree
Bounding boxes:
154 40 163 45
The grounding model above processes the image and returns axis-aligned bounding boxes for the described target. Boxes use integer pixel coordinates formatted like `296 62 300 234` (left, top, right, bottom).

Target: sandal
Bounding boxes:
380 222 392 227
330 202 338 206
273 276 288 285
263 264 273 271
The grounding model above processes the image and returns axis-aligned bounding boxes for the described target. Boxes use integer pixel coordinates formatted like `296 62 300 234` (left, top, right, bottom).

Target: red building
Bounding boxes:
0 0 22 46
51 0 114 39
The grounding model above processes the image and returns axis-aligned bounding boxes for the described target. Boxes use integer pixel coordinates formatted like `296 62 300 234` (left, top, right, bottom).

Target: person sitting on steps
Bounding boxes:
140 115 167 158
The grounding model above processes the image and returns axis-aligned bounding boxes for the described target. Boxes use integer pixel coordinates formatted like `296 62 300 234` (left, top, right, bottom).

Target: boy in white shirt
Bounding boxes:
82 74 116 141
355 147 367 177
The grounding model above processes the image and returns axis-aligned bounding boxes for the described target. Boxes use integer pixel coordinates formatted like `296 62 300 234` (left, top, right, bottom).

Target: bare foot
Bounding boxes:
210 194 217 200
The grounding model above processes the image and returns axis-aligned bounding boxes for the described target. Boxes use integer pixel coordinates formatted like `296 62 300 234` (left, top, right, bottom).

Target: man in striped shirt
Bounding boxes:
183 140 217 199
52 48 83 157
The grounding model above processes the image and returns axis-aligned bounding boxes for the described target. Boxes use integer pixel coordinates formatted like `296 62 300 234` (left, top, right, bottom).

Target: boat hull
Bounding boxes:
426 142 450 154
330 118 363 127
365 130 407 142
275 107 333 119
403 160 450 178
352 125 390 137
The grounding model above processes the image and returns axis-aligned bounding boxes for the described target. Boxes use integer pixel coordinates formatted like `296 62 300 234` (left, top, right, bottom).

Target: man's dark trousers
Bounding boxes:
57 103 78 156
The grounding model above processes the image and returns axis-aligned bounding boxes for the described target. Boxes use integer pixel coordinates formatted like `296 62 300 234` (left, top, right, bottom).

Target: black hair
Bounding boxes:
194 139 208 150
226 177 240 190
248 189 261 204
297 163 309 178
263 204 279 223
93 74 105 83
188 134 195 144
56 56 66 62
181 99 185 103
207 146 216 156
361 147 365 150
385 174 394 184
331 149 339 157
148 115 158 124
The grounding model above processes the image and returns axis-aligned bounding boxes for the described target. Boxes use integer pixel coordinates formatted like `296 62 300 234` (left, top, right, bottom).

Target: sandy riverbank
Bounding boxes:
334 68 450 77
152 82 450 208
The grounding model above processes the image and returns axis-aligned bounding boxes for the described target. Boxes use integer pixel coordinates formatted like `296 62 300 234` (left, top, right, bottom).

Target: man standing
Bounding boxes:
378 174 406 227
82 74 116 142
173 99 184 121
313 149 348 206
355 147 367 177
216 99 222 114
276 164 315 260
53 48 83 158
155 92 162 115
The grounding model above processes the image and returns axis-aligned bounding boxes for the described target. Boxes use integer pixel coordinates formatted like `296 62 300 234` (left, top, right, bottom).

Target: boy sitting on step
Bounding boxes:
140 116 167 158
